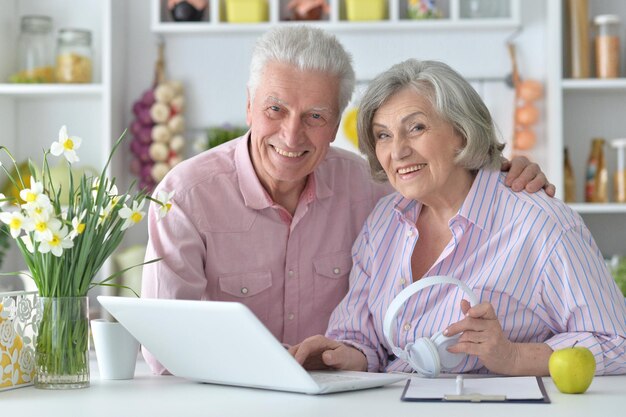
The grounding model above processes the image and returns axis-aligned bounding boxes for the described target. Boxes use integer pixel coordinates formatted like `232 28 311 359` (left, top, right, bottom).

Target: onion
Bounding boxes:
518 80 543 102
515 104 539 126
514 129 537 150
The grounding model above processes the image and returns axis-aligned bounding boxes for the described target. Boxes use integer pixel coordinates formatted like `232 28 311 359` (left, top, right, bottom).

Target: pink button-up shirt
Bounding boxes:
328 169 626 375
141 134 391 374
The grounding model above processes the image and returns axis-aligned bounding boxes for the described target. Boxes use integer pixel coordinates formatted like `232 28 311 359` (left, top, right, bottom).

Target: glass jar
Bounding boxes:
13 15 55 83
55 29 93 83
594 14 621 79
611 138 626 203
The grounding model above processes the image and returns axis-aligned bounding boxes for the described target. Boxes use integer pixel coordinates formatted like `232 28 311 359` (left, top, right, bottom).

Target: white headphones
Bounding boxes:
383 275 479 378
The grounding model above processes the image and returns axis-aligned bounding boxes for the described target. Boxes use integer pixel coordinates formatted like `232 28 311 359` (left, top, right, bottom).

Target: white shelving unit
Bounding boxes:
0 0 126 278
547 0 626 255
151 0 520 33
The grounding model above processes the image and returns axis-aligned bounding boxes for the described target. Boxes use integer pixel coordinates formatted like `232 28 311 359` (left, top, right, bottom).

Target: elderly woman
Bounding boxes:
290 59 626 376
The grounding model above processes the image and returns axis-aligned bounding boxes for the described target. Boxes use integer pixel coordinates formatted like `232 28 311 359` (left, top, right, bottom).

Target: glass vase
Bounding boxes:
34 296 90 389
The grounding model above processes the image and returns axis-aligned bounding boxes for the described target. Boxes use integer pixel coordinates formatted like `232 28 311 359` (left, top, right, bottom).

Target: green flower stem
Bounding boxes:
35 297 89 389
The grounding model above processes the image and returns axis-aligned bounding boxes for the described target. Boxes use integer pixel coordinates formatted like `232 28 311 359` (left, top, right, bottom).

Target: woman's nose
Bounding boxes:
391 136 411 160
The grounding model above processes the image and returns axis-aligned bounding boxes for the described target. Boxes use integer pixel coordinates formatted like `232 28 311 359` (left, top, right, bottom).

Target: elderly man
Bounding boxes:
141 26 552 374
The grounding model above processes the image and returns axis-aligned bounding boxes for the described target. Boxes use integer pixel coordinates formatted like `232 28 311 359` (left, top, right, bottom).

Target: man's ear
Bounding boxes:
245 90 252 126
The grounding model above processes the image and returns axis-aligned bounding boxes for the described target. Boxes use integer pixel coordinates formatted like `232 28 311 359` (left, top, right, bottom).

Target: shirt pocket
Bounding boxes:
313 251 352 314
217 271 272 322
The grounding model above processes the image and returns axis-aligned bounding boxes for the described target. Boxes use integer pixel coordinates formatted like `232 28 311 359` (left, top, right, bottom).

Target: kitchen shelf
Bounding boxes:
151 0 520 33
0 84 104 97
562 78 626 91
569 203 626 214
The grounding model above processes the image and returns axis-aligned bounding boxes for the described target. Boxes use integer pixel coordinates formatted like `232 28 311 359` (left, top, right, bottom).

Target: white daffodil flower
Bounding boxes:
91 177 119 200
38 225 73 257
0 192 7 208
68 209 87 240
97 205 112 228
0 211 32 238
31 211 62 243
155 190 175 220
20 234 35 253
19 178 50 209
118 200 146 230
22 196 54 225
50 125 82 164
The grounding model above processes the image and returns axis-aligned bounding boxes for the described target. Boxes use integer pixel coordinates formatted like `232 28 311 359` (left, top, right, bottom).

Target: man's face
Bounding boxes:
246 62 341 193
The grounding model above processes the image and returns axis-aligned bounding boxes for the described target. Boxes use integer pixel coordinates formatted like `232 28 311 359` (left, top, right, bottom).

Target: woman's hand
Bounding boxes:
501 156 556 197
443 300 521 375
288 335 368 371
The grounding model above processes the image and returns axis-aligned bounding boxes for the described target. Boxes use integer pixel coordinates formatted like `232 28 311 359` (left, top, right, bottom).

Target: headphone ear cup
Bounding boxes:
431 331 467 370
407 337 441 378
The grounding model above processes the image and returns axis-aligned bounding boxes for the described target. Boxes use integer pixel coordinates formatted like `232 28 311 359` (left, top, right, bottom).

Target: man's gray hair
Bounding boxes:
248 25 355 114
358 59 505 182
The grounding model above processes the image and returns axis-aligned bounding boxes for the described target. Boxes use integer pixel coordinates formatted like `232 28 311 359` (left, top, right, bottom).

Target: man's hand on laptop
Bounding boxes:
289 335 367 372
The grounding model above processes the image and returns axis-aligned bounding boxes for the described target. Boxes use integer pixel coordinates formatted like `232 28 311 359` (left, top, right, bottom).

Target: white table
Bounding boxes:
2 358 624 417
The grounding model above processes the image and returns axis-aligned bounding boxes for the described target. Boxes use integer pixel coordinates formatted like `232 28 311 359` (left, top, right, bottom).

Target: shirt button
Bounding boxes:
240 287 249 295
400 278 406 285
288 270 294 277
406 229 414 238
288 313 295 320
333 267 341 275
403 323 411 331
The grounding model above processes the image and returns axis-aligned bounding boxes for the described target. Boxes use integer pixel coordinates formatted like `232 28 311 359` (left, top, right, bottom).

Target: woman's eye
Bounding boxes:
375 132 389 141
411 123 425 132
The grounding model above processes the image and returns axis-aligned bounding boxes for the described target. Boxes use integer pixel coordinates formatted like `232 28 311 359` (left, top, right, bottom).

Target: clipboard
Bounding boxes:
401 376 551 404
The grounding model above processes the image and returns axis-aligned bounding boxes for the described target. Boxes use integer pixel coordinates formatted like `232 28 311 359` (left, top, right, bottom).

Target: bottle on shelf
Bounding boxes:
12 15 55 83
585 138 608 203
565 0 591 79
593 14 621 79
611 138 626 203
564 147 576 203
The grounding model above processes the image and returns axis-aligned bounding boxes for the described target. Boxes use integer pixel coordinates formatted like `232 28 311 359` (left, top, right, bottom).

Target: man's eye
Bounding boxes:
265 105 282 119
305 113 327 127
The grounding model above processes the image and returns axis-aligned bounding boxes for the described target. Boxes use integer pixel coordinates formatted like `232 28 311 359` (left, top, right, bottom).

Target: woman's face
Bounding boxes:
373 87 469 204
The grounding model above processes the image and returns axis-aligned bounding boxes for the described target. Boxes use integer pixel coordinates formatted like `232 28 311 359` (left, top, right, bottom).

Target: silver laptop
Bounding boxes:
97 296 406 394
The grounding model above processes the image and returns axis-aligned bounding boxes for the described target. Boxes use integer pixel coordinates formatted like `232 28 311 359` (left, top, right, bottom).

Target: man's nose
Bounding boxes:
281 115 305 147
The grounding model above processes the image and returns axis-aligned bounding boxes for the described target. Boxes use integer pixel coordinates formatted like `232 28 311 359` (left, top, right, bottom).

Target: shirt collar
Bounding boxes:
234 133 334 210
457 169 501 233
391 169 500 232
235 133 273 210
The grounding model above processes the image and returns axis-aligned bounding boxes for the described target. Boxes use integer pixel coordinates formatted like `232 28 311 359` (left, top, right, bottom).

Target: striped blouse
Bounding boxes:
326 169 626 375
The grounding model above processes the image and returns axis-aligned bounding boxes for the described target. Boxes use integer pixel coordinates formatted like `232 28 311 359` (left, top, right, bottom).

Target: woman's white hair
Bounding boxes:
358 59 505 182
247 26 355 115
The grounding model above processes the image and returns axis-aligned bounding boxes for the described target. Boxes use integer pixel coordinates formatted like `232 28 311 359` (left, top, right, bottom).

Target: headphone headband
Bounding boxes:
383 275 479 358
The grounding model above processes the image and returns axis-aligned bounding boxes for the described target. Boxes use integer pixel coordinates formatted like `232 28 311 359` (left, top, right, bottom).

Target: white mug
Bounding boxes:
91 318 140 380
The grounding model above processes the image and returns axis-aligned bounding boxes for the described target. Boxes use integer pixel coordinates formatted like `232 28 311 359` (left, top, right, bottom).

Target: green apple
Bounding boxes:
549 345 596 394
